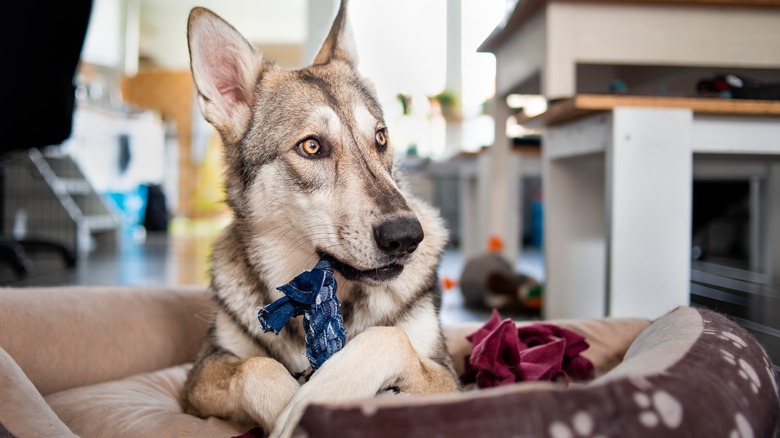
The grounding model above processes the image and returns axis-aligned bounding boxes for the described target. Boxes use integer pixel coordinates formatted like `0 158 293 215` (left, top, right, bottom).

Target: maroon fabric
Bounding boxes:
461 310 594 388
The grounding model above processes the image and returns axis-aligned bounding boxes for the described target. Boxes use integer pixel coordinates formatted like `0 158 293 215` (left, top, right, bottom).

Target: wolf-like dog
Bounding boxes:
183 1 460 436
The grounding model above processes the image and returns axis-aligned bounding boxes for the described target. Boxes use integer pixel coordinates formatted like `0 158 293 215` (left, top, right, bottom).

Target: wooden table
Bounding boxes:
479 0 780 100
536 95 780 319
476 0 780 319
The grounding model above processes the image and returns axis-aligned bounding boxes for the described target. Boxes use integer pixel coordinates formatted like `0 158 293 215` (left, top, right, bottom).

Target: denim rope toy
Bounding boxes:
257 257 346 371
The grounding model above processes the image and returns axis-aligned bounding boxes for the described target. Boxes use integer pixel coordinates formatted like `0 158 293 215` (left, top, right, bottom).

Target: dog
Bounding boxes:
183 1 460 436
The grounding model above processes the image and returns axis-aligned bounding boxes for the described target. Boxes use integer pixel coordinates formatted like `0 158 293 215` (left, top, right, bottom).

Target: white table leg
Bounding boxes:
543 108 694 320
543 153 608 319
543 113 611 319
483 100 521 264
458 160 479 261
606 107 693 318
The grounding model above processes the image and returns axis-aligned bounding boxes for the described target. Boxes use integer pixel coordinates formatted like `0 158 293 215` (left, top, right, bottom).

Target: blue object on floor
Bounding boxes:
106 185 149 235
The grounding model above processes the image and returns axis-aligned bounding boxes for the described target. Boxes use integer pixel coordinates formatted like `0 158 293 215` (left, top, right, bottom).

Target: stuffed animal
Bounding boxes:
459 236 542 316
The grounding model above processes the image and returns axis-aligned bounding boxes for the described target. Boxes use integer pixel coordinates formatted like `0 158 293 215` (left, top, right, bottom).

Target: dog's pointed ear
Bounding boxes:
312 0 359 66
188 7 263 143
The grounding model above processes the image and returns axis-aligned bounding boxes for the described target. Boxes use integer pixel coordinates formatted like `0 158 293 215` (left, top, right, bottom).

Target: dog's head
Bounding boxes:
188 1 434 285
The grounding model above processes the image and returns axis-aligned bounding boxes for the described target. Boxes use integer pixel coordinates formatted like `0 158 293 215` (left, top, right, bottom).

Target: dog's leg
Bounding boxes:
270 326 458 437
185 351 300 433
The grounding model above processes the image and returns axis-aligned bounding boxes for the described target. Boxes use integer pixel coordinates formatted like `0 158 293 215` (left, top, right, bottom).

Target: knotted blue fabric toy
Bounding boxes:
257 257 346 371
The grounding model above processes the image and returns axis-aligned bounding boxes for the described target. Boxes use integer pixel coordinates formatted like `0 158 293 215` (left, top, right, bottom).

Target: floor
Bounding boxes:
0 221 546 326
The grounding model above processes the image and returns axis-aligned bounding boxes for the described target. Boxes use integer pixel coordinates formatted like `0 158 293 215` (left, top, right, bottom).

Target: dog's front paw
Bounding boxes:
269 326 457 437
269 365 361 438
269 327 403 437
269 391 310 438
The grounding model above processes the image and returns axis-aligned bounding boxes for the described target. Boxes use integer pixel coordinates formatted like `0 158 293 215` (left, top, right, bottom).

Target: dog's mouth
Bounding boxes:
319 252 404 283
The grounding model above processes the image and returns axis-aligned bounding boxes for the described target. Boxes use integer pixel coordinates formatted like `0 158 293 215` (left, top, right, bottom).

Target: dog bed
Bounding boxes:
0 287 777 437
296 307 779 437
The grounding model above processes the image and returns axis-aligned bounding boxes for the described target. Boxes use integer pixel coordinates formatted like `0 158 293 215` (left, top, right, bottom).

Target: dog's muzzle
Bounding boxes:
319 217 424 284
318 218 425 284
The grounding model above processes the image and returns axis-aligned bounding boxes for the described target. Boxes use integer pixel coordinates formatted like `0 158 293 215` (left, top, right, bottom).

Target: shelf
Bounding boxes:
519 94 780 128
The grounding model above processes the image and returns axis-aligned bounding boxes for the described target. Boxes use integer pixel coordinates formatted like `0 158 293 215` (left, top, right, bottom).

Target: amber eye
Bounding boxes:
299 138 321 156
375 129 388 149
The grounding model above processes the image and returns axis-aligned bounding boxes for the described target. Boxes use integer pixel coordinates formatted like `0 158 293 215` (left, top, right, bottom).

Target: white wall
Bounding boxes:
82 0 125 69
138 0 306 69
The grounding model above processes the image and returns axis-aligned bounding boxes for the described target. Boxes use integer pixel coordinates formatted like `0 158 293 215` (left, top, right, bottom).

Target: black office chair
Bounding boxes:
0 1 93 278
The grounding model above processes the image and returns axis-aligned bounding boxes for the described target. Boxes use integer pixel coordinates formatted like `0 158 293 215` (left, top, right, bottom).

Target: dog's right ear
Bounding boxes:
188 7 262 144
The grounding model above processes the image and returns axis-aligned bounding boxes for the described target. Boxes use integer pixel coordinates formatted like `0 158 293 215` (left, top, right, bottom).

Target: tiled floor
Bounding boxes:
0 224 546 325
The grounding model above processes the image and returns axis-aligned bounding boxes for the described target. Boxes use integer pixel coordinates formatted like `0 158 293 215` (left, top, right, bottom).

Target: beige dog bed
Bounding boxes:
0 286 777 437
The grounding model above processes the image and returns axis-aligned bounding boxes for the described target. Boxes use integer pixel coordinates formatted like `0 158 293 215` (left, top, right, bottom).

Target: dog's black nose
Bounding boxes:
374 217 424 256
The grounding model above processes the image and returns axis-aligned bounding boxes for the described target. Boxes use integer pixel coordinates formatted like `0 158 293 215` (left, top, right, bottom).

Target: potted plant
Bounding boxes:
429 89 461 121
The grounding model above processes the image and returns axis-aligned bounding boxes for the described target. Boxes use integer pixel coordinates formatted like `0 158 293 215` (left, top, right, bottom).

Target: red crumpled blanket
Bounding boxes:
461 310 594 388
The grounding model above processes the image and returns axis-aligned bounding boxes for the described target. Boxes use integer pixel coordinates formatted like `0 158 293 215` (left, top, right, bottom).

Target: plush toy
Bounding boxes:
459 236 542 315
257 257 346 371
461 310 593 389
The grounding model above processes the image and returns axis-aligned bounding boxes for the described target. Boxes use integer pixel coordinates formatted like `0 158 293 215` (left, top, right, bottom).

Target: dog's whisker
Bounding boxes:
282 231 341 257
273 224 300 247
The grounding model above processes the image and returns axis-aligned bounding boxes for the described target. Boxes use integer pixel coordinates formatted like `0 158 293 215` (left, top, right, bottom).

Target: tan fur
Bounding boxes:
185 353 299 432
184 2 459 436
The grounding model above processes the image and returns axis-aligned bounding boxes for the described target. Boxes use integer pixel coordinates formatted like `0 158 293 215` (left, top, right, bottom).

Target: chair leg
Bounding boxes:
0 238 32 278
18 239 78 268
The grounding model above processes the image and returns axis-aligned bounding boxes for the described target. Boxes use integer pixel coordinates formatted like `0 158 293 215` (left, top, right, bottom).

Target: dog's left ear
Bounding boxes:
312 0 359 67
